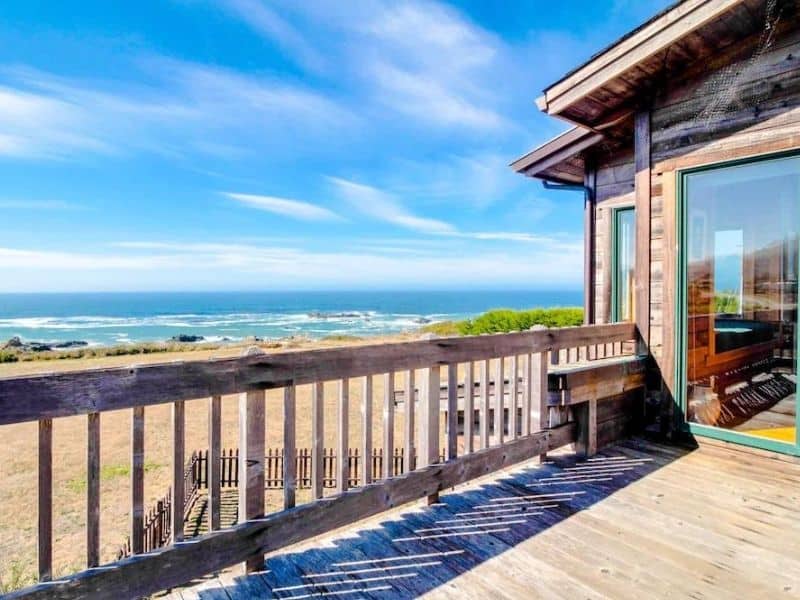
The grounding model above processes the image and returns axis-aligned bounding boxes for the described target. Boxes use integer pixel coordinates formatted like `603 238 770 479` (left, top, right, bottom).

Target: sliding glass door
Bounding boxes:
612 207 635 322
679 153 800 453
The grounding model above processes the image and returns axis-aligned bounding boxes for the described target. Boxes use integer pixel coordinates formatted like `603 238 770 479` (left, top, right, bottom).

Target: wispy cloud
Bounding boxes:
328 176 456 235
224 192 342 221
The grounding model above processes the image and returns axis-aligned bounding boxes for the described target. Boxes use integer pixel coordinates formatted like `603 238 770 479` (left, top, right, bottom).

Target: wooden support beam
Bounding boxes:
446 364 458 461
635 108 651 351
521 355 531 437
509 355 519 440
208 396 221 531
86 413 100 568
532 352 548 461
238 389 265 573
382 372 394 480
361 375 372 486
130 406 144 556
420 366 440 504
337 379 349 492
311 382 324 499
171 400 185 543
283 385 296 509
463 362 474 454
403 370 415 473
38 418 52 582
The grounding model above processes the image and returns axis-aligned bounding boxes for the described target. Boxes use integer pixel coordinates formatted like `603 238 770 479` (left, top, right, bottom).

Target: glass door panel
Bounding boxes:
613 207 635 322
684 156 800 446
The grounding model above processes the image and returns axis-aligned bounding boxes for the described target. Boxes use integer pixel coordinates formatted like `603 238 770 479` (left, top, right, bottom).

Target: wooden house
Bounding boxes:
4 1 800 598
514 0 800 457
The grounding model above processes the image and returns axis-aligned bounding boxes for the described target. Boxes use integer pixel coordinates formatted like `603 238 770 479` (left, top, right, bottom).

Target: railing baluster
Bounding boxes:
382 372 395 479
208 396 221 531
480 359 490 450
446 364 458 461
172 400 185 543
494 357 504 446
337 379 349 493
284 384 296 509
311 382 324 499
131 406 145 555
509 355 519 440
522 355 532 437
532 351 548 461
403 370 415 473
239 388 265 573
463 362 474 454
87 412 100 568
420 366 440 504
361 375 373 486
38 418 52 581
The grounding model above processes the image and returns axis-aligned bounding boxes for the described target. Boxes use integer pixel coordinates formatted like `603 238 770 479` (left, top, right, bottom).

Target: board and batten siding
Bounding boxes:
587 21 800 398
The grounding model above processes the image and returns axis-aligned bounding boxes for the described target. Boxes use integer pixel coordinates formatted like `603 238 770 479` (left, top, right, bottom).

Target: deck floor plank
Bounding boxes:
165 438 800 600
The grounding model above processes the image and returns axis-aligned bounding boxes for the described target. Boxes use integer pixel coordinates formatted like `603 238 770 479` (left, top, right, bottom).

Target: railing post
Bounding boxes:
239 383 266 573
532 350 548 462
38 418 52 582
419 366 440 504
509 355 519 440
494 357 504 446
574 398 598 458
284 384 296 509
403 370 415 473
446 364 458 461
208 395 221 531
131 406 145 555
521 355 532 437
463 362 474 454
337 379 349 493
87 412 100 568
171 400 185 543
311 382 324 499
479 359 490 449
361 375 373 486
382 372 395 479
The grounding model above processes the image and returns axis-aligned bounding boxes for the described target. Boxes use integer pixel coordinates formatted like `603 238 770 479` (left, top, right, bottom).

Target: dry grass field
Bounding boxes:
0 335 446 592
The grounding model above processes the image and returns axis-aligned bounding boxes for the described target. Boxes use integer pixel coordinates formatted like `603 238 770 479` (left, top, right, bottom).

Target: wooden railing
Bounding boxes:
0 322 639 599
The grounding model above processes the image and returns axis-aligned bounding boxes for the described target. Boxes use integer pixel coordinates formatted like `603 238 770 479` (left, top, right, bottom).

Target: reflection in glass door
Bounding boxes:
683 155 800 447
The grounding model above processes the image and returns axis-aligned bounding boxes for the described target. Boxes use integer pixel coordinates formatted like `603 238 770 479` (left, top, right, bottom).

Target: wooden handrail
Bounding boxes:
2 323 640 599
0 322 635 426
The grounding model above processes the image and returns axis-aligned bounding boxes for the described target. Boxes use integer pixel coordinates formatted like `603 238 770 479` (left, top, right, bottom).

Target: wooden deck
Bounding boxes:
165 437 800 600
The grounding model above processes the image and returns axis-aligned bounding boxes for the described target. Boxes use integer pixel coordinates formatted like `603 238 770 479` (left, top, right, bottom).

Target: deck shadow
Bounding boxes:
190 437 692 599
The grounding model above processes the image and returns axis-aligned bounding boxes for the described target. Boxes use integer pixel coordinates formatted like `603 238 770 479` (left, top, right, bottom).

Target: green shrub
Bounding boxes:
459 307 583 335
0 351 19 363
419 320 462 336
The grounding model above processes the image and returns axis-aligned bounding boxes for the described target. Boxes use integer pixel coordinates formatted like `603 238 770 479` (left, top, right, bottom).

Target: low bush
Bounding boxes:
458 307 583 335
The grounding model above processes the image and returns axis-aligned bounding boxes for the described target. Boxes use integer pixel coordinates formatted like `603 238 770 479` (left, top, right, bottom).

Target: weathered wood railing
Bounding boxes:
0 322 639 599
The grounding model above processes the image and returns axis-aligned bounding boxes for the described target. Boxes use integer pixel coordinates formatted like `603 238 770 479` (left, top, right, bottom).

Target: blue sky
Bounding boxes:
0 0 671 292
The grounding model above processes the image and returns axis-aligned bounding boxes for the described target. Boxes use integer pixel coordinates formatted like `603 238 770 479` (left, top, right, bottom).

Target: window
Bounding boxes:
612 207 635 322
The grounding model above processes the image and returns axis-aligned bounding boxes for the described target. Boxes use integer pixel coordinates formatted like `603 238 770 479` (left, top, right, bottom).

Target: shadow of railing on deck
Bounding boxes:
189 436 697 599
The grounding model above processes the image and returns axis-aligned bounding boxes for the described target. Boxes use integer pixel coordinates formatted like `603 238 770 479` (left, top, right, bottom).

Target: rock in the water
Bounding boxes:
171 334 205 343
53 340 89 349
4 336 23 348
27 342 53 352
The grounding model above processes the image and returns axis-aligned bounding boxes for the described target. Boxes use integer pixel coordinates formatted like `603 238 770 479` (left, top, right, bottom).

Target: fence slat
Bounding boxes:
479 359 490 450
311 382 324 499
494 357 504 446
208 396 221 531
420 366 440 504
38 418 52 582
532 351 548 461
361 375 373 485
521 355 532 437
463 362 474 454
509 355 518 440
131 406 145 555
403 370 415 473
446 364 457 461
239 389 265 573
337 379 349 493
87 413 100 568
284 384 296 509
172 400 185 543
382 372 394 479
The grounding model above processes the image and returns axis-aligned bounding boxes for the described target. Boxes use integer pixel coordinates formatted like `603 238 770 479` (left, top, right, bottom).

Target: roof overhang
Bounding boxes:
538 0 760 128
511 127 603 184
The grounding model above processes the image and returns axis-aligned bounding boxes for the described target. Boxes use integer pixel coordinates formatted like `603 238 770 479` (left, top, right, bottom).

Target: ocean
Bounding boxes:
0 290 582 347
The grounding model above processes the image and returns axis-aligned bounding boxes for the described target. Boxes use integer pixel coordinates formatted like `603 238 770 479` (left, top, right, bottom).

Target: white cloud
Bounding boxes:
0 199 84 210
328 176 456 235
224 192 343 221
